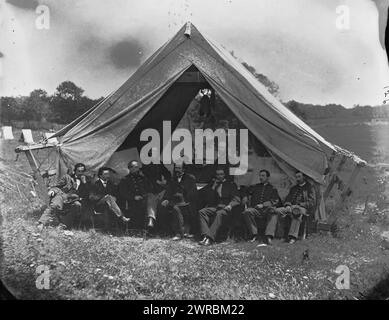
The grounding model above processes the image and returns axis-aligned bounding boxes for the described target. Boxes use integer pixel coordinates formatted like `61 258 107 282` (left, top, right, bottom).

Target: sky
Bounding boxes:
0 0 388 108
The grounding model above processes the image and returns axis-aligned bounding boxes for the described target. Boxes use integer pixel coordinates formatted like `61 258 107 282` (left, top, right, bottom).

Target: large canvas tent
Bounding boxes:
44 22 365 210
51 23 342 182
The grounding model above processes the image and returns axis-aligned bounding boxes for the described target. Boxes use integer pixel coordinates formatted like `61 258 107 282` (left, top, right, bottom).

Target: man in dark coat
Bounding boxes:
276 171 316 244
141 156 171 228
198 167 240 246
161 162 197 240
118 160 152 228
38 163 90 229
242 169 281 245
89 167 130 228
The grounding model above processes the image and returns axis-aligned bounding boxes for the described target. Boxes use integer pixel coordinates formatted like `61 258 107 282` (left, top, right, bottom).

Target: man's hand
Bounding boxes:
263 201 272 207
161 200 169 207
80 175 87 184
225 205 232 212
241 196 249 205
134 195 143 201
255 204 264 210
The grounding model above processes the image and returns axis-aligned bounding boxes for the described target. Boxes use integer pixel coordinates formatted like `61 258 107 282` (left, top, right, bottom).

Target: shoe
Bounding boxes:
257 243 268 247
249 236 258 243
203 238 212 246
265 236 273 245
172 235 182 241
198 236 207 245
147 218 154 228
57 223 67 230
288 238 296 244
184 233 194 239
122 216 130 223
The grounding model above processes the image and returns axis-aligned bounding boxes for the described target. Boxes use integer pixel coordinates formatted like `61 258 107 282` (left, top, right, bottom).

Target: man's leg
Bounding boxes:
38 194 64 227
170 205 184 239
265 210 279 238
146 193 158 221
208 209 229 242
71 200 82 227
275 207 290 240
288 215 302 240
243 207 261 239
105 195 125 218
199 207 217 240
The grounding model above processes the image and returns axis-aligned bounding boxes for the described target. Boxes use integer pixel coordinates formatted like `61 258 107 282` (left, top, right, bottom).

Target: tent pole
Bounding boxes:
22 149 50 205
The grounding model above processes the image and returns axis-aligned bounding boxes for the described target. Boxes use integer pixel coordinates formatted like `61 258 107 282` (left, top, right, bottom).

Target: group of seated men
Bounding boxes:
37 160 316 246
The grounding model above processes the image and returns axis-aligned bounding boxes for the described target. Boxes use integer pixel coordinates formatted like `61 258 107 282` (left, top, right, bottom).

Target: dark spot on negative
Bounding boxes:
6 0 39 10
110 40 142 69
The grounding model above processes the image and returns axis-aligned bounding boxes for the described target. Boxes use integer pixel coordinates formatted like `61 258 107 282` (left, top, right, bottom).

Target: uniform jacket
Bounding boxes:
247 183 280 207
284 182 316 210
118 172 152 203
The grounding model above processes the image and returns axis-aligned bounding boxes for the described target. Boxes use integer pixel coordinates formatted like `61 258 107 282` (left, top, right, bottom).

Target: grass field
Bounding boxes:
1 129 389 300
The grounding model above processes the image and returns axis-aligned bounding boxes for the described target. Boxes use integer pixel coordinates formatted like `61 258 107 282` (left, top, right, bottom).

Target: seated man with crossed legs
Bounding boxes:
89 167 130 230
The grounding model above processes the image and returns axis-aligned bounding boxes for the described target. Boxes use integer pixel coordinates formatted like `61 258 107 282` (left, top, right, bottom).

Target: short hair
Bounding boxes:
295 171 306 179
215 165 227 174
259 169 270 177
98 167 111 178
74 163 86 172
173 161 186 170
128 160 139 169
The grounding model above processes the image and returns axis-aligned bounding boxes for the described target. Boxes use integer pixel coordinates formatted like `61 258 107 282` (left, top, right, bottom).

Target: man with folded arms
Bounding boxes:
242 169 280 245
276 171 316 244
198 167 240 246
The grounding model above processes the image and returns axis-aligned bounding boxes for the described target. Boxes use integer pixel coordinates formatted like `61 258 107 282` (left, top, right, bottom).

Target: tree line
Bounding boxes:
1 63 386 127
1 81 104 125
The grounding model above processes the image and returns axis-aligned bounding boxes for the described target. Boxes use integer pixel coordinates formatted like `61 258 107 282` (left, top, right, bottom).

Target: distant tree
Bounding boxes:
241 62 280 97
229 50 280 97
51 81 85 123
54 81 84 101
23 89 50 121
284 100 307 120
0 96 27 121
